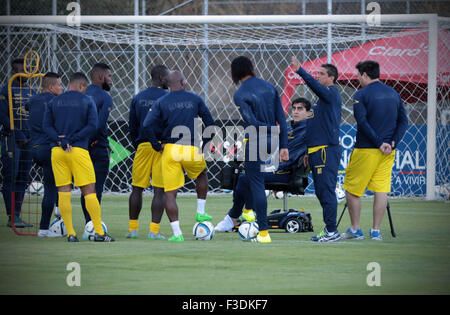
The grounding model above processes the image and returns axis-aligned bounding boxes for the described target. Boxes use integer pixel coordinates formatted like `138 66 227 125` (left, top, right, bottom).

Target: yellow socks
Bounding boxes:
58 191 76 237
150 222 160 234
129 219 139 232
84 193 104 236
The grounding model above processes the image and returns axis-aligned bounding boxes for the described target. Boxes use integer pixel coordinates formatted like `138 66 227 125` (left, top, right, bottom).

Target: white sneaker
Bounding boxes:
38 229 63 238
214 215 234 232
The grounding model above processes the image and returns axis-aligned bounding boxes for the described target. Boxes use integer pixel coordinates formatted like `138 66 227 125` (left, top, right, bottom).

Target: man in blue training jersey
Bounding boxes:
342 60 408 241
27 72 64 237
80 63 113 234
215 97 311 232
126 65 169 240
0 58 34 228
143 70 215 242
231 56 289 243
291 56 342 242
43 72 115 242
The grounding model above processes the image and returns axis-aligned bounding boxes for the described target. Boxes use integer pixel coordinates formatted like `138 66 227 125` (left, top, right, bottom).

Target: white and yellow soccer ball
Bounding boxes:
193 221 215 240
83 220 108 240
336 185 346 204
238 221 259 241
49 217 67 237
29 181 44 195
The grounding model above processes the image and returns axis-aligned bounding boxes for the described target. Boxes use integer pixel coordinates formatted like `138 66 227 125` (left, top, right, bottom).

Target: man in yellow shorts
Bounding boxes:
143 70 215 242
43 72 115 242
342 61 408 241
127 65 169 239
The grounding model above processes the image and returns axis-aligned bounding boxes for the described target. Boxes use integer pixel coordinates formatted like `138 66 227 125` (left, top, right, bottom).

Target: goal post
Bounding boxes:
0 14 448 201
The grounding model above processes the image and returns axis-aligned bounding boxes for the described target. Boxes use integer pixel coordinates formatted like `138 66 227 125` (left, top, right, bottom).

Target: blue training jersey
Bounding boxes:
233 76 288 150
278 120 307 171
296 67 342 148
128 86 168 147
143 89 215 151
85 84 113 148
26 92 55 147
43 90 98 150
0 80 36 142
353 81 408 149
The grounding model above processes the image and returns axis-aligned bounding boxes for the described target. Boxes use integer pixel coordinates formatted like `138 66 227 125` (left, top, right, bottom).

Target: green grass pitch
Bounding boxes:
0 194 449 295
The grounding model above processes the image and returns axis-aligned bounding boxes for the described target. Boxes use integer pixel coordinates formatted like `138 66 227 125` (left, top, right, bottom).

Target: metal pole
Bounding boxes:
361 0 366 43
134 0 140 95
141 0 146 86
327 0 332 63
202 0 209 106
76 0 81 71
426 15 438 200
52 0 58 73
6 0 11 76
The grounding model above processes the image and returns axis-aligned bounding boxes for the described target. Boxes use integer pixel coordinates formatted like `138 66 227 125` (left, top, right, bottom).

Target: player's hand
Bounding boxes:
291 56 301 72
379 142 392 155
303 154 309 168
65 144 73 153
280 148 289 162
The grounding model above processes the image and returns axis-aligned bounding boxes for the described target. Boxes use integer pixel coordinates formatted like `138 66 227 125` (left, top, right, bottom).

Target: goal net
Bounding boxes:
0 16 448 200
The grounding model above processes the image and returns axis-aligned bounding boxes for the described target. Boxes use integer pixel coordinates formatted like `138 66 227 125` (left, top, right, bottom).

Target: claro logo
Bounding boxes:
368 42 429 57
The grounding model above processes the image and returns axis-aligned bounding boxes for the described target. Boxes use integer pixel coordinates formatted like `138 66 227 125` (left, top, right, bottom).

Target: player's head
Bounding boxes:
69 72 89 94
291 97 312 122
90 62 112 91
12 58 25 74
151 65 170 89
166 70 185 91
231 56 255 85
356 60 380 87
42 72 64 96
318 63 338 86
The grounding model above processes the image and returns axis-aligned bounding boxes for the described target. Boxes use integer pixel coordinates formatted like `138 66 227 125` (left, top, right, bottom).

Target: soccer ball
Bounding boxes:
193 221 215 240
272 191 284 199
83 220 108 240
335 186 346 204
49 217 67 236
238 221 259 241
29 181 44 195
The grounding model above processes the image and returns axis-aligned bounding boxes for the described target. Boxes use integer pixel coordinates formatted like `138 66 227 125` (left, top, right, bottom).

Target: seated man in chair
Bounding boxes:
215 97 312 232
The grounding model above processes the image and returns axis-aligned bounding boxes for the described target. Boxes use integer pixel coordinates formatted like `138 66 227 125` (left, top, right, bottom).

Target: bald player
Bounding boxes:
143 70 215 242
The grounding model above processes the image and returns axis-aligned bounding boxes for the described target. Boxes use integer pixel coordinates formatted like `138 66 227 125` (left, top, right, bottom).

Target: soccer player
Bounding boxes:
0 58 34 228
215 97 311 232
43 72 115 242
342 60 408 241
80 63 113 232
126 65 169 240
230 56 289 243
27 72 64 237
143 70 215 242
291 56 342 242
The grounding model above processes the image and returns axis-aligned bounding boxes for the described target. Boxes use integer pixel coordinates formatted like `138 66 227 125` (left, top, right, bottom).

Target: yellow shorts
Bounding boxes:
161 143 206 192
51 147 96 187
131 142 164 188
343 148 396 197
